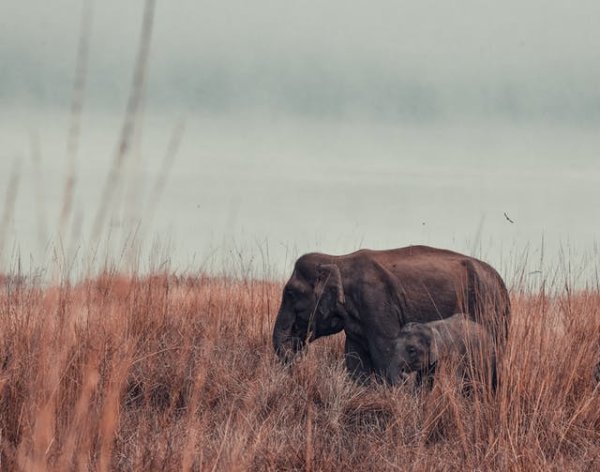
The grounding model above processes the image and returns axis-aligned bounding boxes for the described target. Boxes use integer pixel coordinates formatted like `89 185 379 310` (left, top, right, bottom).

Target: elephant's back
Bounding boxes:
346 245 469 262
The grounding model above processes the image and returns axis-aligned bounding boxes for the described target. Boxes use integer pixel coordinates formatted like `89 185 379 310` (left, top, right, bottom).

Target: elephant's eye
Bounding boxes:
407 346 417 358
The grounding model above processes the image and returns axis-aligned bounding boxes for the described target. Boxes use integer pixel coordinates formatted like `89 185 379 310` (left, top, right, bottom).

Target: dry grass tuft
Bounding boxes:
0 272 598 470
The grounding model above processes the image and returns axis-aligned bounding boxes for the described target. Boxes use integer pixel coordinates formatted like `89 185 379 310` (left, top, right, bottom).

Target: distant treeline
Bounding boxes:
2 54 600 122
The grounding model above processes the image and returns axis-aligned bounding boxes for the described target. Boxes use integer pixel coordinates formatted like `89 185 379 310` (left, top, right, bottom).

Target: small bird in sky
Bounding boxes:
503 212 514 224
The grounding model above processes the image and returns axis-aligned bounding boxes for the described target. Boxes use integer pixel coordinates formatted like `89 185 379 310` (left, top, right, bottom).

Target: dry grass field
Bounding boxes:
3 2 599 470
0 270 598 471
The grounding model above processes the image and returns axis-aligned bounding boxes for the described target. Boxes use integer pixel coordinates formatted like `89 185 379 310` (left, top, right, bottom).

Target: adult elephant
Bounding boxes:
272 245 510 382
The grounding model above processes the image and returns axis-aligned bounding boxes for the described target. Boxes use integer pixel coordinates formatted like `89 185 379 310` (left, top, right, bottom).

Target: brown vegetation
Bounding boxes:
0 272 598 471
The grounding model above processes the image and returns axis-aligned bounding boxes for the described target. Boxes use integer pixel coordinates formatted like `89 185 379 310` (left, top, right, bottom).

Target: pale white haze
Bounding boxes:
0 0 599 283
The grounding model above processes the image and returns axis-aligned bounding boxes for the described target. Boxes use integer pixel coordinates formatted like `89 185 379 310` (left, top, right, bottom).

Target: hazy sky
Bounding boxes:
2 0 600 120
1 1 599 280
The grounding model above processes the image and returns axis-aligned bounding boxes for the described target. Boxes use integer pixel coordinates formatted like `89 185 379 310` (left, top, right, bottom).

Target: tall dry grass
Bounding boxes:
0 271 598 471
8 0 599 469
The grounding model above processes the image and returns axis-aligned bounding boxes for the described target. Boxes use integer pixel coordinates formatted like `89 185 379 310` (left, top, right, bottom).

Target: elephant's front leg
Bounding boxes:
344 337 373 384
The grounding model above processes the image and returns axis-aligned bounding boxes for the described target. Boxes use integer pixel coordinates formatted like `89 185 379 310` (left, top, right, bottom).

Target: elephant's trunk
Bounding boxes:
272 307 300 363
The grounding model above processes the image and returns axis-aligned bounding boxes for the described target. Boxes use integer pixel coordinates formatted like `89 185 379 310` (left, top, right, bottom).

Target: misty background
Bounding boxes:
0 0 599 283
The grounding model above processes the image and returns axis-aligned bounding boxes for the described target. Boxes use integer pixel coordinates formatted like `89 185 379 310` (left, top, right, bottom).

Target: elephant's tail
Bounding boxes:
463 259 511 347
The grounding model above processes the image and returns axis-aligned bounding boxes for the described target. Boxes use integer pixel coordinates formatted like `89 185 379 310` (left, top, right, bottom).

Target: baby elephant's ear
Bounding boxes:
429 327 441 365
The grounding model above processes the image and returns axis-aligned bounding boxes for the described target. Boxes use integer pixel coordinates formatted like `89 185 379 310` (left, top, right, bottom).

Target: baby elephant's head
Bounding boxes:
387 322 437 385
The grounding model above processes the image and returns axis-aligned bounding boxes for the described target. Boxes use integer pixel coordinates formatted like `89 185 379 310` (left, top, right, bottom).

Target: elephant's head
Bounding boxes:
273 254 346 363
387 322 438 384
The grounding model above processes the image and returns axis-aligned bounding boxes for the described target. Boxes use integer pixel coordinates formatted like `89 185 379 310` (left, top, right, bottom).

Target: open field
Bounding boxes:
3 2 600 471
0 272 599 471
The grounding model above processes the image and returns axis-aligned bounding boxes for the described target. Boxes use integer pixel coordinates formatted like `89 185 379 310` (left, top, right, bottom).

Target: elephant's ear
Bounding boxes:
317 264 346 305
429 327 442 365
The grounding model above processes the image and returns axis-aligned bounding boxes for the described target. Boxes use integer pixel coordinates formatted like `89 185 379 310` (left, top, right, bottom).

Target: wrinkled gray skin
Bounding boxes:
272 245 510 382
595 362 600 383
387 313 496 390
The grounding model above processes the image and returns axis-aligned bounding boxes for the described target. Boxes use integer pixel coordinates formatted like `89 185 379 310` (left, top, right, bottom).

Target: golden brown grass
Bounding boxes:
0 272 598 471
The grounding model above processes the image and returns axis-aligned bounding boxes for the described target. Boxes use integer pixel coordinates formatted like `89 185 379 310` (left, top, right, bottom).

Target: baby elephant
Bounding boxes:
387 313 496 391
